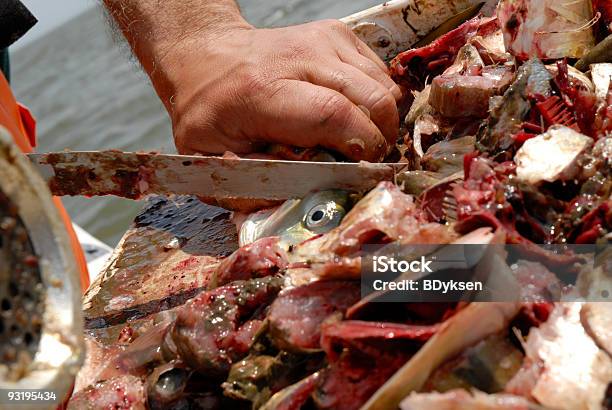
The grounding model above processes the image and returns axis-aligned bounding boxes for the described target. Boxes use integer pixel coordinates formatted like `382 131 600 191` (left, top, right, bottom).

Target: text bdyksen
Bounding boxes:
369 255 484 294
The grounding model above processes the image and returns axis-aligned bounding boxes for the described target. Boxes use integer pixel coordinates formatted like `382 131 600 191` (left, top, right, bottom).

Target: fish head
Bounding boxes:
239 190 352 247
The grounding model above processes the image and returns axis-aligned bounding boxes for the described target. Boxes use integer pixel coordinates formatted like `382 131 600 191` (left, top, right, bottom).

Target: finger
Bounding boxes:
174 128 257 155
172 85 267 155
325 20 389 73
354 37 389 71
173 113 262 155
305 63 399 146
337 50 402 102
252 79 388 162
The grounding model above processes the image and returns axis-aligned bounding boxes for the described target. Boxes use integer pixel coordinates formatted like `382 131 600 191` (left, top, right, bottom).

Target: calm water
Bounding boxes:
11 0 382 246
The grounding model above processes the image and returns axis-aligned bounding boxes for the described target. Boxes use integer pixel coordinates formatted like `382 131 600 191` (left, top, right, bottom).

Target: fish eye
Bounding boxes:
310 209 326 223
304 202 347 232
305 204 333 229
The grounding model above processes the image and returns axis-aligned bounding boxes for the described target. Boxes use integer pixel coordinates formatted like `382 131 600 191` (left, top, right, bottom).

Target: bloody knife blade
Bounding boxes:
26 151 407 202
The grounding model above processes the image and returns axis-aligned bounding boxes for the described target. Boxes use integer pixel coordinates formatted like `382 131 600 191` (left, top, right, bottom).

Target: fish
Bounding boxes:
169 276 283 376
360 302 522 410
400 390 547 410
442 43 486 76
222 354 281 407
146 363 191 409
545 63 595 92
477 58 553 157
223 351 325 408
412 2 486 48
575 33 612 71
421 136 476 176
396 170 447 196
514 125 593 185
423 332 524 394
239 190 352 247
71 2 612 409
581 302 612 357
506 303 612 410
497 0 597 60
285 182 457 285
68 375 147 410
259 372 321 410
590 63 612 101
313 318 439 410
267 281 361 353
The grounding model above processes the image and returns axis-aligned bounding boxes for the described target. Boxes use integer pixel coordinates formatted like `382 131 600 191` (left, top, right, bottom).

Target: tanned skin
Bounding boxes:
102 0 401 161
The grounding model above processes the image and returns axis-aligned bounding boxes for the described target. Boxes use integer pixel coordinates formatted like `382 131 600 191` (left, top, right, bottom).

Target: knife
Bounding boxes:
27 151 406 202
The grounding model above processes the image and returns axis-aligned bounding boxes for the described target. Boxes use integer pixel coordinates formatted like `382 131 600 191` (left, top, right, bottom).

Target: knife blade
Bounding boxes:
27 151 406 202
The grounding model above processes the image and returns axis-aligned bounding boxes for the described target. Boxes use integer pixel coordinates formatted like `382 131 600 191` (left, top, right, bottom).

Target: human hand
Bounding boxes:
153 20 402 162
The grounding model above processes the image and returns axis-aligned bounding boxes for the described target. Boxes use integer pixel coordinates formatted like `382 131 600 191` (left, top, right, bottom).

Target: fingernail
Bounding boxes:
347 138 365 156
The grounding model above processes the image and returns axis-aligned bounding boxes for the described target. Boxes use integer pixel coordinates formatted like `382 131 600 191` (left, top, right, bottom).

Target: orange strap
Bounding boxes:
0 72 90 291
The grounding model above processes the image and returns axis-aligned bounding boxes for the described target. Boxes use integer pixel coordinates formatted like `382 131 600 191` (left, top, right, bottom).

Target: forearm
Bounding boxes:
102 0 250 96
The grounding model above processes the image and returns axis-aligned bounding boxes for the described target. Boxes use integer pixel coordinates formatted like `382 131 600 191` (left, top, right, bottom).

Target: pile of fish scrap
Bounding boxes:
69 0 611 409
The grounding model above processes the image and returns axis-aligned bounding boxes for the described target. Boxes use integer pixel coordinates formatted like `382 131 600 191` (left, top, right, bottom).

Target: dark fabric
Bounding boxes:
0 0 37 49
1 49 9 82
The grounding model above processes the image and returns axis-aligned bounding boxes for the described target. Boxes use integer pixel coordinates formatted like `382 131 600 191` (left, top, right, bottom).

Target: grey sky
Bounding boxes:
15 0 96 48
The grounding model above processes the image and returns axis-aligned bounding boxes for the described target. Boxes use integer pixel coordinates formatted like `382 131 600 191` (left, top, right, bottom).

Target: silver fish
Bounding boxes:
239 190 352 247
361 301 522 410
147 362 190 409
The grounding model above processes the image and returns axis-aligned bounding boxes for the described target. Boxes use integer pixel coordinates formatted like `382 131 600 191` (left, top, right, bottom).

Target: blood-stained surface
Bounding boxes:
83 196 238 344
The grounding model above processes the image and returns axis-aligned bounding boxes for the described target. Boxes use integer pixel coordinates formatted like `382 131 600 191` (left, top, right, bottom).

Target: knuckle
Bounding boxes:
281 40 313 61
264 79 289 100
366 64 389 82
236 69 268 95
369 91 395 115
310 19 350 40
317 94 353 127
323 19 349 33
328 69 352 92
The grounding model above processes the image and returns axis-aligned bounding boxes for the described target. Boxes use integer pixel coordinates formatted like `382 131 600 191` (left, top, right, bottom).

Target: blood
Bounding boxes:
390 17 482 90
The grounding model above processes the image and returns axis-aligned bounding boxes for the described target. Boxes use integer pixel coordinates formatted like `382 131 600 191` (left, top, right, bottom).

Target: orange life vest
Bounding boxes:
0 72 90 291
